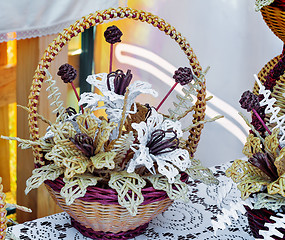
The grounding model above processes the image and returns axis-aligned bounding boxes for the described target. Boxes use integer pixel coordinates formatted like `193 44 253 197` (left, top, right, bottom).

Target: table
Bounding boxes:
7 162 253 240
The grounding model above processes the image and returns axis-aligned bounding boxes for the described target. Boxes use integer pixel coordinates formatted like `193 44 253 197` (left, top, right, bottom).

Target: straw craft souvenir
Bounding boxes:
226 3 285 237
255 0 285 42
260 3 285 43
227 53 285 239
3 7 222 239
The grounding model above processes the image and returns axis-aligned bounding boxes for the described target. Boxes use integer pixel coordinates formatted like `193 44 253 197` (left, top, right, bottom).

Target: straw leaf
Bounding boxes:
109 171 146 216
25 164 64 195
61 174 100 205
144 174 188 202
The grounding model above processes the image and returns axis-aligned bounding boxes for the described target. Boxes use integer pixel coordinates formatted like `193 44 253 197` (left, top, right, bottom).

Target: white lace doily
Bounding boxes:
8 162 254 240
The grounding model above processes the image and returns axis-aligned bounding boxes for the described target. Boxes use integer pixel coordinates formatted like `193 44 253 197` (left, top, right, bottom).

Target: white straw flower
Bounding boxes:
79 70 158 123
127 108 191 183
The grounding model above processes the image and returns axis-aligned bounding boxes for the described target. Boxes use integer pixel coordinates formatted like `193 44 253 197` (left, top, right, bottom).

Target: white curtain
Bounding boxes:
0 0 118 42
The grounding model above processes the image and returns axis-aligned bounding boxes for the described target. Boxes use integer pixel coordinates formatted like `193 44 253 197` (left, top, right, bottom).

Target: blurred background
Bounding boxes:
0 0 283 222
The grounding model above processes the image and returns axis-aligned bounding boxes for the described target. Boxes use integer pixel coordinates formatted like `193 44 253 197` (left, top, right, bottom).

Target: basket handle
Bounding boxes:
28 7 206 163
0 177 7 239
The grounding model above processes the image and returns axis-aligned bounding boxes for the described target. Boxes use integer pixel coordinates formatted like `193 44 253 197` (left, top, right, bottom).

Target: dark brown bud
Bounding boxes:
57 63 77 83
173 67 194 86
104 25 123 44
239 90 260 112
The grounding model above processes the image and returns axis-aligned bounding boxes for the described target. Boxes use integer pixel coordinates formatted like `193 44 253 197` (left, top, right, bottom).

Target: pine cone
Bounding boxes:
104 25 123 44
173 67 194 85
239 90 260 112
57 63 77 83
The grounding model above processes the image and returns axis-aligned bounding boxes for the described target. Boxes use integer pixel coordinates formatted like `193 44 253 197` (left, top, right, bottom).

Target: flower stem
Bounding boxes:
156 82 178 111
109 43 114 73
252 108 281 150
71 82 84 114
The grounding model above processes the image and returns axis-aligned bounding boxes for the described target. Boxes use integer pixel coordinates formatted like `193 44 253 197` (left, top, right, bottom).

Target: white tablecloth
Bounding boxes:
7 162 253 240
0 0 118 42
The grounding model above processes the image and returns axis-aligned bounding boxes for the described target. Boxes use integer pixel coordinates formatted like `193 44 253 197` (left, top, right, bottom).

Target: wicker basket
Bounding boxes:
45 181 172 239
261 4 285 43
250 55 285 239
27 7 207 239
253 54 285 124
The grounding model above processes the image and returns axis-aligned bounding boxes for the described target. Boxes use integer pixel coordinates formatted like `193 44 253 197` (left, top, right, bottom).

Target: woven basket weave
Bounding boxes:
253 54 285 124
27 7 207 239
261 5 285 43
251 55 285 239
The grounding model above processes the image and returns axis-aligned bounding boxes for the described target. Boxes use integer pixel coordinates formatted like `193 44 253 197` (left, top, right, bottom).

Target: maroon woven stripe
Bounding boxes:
245 205 285 239
70 217 149 239
45 172 188 205
45 177 168 205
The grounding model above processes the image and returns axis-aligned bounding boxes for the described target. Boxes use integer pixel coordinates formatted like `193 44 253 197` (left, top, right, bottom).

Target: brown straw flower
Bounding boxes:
239 90 260 112
173 67 194 86
57 63 84 114
248 152 278 181
104 25 123 44
156 67 194 111
70 133 94 157
57 63 77 83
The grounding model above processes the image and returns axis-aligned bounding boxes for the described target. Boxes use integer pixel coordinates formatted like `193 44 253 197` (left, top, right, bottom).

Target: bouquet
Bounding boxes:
226 53 285 239
3 8 222 238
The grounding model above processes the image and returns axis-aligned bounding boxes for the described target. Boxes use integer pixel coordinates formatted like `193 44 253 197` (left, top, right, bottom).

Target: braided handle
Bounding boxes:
28 7 206 163
0 177 7 240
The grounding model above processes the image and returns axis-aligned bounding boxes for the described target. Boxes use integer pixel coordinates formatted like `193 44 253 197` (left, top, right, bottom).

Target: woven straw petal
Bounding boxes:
254 193 285 211
156 148 190 171
90 151 116 169
185 161 219 185
264 128 280 159
76 109 99 139
127 144 154 173
225 159 269 183
156 158 179 184
237 177 269 200
242 134 262 158
62 155 90 179
267 173 285 197
145 174 188 202
61 174 100 205
25 164 64 195
275 148 285 176
109 171 146 216
255 0 275 11
51 121 77 145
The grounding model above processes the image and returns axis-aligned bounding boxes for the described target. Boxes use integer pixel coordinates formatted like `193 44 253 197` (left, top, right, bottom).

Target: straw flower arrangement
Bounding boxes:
226 53 285 238
2 8 223 239
10 60 221 216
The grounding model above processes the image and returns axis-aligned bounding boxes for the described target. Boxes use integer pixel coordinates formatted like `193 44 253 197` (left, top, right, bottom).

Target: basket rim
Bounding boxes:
44 172 188 206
